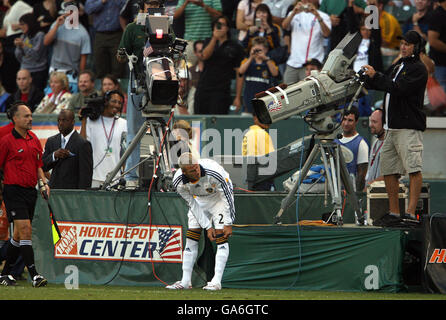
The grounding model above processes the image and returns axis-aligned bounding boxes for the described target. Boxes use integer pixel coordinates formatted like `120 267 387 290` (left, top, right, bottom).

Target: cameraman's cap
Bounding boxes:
397 30 422 45
303 58 323 69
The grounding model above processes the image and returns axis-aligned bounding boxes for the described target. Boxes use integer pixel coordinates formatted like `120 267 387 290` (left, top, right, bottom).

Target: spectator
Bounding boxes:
116 0 162 188
239 36 279 114
0 0 33 93
67 70 101 113
43 1 92 93
367 0 402 70
85 0 126 79
428 0 446 93
282 0 331 85
235 0 263 42
0 82 11 113
262 0 295 25
303 57 322 76
184 40 205 114
194 15 245 114
174 0 222 65
241 3 282 54
365 108 385 186
100 74 127 113
11 69 45 112
402 0 433 40
42 109 93 189
34 71 71 113
319 0 367 50
80 89 127 188
119 0 140 27
14 13 49 92
334 106 369 192
242 114 276 191
32 0 57 33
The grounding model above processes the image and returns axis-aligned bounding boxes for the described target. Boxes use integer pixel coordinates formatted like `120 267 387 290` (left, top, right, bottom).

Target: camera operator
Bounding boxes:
80 90 127 188
116 0 162 189
362 30 428 223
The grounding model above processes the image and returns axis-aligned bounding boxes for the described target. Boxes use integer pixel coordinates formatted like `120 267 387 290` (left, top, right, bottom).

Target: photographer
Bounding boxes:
67 70 101 113
362 30 428 223
80 90 127 188
281 0 331 85
194 15 245 114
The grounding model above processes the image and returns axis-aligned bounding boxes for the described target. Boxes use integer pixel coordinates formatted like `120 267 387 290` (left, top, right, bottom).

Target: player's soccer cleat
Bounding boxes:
165 281 192 290
0 275 17 286
203 282 221 291
32 275 48 288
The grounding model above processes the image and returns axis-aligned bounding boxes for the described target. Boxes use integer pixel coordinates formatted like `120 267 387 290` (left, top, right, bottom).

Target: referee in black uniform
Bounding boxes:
0 102 49 287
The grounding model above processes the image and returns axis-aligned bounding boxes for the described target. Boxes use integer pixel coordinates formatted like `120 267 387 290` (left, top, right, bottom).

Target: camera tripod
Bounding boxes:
273 132 364 226
101 117 174 191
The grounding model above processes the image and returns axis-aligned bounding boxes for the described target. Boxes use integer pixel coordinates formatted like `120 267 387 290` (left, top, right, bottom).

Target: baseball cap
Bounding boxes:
397 30 422 45
303 58 323 69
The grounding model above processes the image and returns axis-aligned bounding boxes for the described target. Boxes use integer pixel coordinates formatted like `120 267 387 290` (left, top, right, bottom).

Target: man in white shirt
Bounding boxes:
166 153 235 291
281 0 331 84
334 106 369 192
80 90 127 188
365 108 385 186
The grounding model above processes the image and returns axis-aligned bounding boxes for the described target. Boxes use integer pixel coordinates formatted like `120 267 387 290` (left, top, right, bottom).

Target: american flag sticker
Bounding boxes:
54 222 183 263
143 39 154 57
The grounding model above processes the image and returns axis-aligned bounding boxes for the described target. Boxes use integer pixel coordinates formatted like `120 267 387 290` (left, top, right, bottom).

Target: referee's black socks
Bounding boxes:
20 240 38 278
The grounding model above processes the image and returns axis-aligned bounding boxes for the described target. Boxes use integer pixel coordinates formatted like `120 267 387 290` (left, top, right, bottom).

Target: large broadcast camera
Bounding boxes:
131 7 188 117
252 32 365 136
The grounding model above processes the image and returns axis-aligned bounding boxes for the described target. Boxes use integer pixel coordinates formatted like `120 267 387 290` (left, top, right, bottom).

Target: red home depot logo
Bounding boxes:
429 249 446 263
54 222 183 263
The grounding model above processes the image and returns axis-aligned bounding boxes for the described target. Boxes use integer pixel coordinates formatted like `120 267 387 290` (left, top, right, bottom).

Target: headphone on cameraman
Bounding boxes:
104 90 125 105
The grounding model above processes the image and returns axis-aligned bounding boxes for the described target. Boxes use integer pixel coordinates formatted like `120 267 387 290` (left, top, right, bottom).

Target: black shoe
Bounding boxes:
402 213 420 223
32 275 48 288
0 275 17 286
373 213 402 227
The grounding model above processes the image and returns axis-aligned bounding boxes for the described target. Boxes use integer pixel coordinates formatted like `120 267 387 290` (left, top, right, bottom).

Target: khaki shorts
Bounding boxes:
380 129 423 176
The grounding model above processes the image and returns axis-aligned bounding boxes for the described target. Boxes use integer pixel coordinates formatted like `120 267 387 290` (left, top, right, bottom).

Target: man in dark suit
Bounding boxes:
43 109 93 189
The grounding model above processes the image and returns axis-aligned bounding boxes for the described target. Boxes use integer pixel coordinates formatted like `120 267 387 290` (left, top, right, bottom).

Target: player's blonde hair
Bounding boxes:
178 152 198 168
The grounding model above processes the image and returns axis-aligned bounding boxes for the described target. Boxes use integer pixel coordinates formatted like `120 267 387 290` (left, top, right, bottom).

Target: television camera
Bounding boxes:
101 7 188 191
252 32 368 225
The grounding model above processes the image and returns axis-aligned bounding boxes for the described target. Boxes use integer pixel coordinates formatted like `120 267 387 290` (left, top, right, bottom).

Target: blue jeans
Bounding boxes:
434 65 446 94
125 84 144 181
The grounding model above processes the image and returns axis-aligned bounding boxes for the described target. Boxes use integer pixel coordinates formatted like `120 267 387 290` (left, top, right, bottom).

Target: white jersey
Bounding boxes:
173 159 235 229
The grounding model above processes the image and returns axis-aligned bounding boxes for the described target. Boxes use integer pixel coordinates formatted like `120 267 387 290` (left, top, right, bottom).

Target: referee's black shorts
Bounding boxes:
2 185 38 223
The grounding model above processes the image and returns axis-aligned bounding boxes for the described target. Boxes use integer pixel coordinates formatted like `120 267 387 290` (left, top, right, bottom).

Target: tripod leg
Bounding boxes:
102 120 150 190
338 148 363 224
274 144 320 224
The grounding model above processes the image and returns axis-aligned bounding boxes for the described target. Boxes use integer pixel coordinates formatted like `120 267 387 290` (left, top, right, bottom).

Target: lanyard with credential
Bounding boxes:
101 116 116 150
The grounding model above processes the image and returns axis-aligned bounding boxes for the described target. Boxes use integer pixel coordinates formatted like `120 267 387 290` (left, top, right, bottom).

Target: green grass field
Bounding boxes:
0 280 445 300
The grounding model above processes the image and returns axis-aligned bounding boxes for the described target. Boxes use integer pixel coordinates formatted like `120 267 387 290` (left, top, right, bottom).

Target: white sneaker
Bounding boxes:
202 282 221 291
165 281 192 290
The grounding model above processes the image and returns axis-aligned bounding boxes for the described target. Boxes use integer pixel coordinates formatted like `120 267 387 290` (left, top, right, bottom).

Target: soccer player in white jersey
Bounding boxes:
166 152 235 291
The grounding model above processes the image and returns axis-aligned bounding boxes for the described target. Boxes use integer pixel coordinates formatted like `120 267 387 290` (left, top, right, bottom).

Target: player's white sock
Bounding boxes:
181 238 198 287
211 241 229 285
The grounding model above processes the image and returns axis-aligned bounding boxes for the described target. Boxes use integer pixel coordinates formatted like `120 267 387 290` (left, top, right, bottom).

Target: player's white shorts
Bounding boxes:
187 200 227 230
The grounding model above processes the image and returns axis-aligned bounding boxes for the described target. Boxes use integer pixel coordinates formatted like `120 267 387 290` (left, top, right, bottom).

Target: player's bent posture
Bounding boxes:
166 153 235 291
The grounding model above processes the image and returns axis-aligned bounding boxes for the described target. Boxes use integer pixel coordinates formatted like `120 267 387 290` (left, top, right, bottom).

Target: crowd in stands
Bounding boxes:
0 0 443 118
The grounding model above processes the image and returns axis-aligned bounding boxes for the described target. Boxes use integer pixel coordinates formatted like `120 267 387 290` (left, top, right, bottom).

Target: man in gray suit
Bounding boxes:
43 110 93 189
